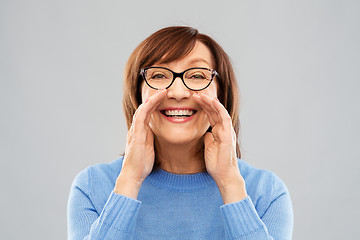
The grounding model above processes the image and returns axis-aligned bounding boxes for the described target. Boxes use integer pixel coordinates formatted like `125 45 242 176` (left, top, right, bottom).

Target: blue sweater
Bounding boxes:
67 157 293 239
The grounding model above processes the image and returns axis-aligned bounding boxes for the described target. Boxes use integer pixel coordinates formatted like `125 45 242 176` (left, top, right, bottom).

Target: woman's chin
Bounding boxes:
160 137 197 145
154 129 205 145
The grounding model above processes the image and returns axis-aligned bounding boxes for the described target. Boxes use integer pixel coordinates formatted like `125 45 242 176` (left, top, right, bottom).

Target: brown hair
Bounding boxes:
123 26 241 158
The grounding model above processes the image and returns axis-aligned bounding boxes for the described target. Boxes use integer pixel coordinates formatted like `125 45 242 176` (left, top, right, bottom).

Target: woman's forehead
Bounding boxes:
155 41 215 69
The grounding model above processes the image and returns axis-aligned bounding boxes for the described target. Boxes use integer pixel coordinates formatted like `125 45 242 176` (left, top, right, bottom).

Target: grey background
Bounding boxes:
1 0 359 239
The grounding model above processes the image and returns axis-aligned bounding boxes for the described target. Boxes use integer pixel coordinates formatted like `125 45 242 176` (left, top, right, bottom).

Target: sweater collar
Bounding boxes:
146 168 215 192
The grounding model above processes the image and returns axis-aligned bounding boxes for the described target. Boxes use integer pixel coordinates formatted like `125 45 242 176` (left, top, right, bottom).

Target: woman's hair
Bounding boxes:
123 26 241 158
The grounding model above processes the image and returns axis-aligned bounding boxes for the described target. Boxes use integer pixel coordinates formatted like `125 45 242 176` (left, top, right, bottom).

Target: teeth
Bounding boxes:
164 109 195 116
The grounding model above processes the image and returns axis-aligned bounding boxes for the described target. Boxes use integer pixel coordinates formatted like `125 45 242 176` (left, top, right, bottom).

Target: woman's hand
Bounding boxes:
193 93 247 204
114 89 167 199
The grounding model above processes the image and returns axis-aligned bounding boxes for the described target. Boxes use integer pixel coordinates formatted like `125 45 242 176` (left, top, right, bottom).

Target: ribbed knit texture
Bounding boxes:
67 157 293 240
221 197 268 239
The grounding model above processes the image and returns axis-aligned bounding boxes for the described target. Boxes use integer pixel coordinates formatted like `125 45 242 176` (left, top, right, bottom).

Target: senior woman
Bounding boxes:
67 26 293 240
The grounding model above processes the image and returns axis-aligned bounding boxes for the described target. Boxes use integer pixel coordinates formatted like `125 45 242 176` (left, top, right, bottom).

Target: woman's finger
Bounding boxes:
145 126 154 147
193 94 217 126
133 89 167 134
127 124 134 144
196 93 235 144
210 96 237 143
195 93 221 123
132 89 166 122
143 89 167 125
193 94 216 125
200 93 232 126
210 95 232 125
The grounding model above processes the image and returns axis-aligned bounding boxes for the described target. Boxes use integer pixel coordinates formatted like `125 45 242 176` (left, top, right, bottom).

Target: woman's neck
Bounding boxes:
154 137 206 174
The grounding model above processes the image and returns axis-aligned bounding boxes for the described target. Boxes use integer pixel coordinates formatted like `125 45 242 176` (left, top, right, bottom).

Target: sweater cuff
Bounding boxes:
220 196 267 238
98 191 141 234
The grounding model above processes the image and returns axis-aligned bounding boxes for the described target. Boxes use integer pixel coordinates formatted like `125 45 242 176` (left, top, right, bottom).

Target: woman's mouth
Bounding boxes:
161 109 196 118
160 108 197 123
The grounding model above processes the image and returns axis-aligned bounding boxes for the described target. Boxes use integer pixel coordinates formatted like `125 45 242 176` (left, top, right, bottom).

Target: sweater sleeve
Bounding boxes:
67 168 141 240
220 175 293 240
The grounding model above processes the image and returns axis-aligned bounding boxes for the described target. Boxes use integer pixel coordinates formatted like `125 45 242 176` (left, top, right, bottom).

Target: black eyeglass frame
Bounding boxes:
140 66 219 91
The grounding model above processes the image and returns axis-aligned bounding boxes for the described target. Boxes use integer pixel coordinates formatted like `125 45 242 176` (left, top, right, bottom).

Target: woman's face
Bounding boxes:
141 41 218 145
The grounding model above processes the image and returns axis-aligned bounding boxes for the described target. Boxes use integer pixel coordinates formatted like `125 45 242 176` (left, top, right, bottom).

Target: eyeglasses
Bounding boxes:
140 67 218 91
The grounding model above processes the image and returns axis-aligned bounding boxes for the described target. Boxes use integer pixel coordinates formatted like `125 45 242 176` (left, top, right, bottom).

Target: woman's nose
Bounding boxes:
166 77 191 100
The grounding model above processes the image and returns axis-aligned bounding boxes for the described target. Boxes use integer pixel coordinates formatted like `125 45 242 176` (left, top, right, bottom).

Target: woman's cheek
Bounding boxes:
141 83 156 103
141 90 150 103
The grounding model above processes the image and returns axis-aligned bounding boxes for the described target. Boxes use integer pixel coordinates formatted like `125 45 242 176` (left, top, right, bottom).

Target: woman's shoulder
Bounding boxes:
71 157 124 194
88 156 124 179
238 158 282 183
237 158 290 215
69 157 125 211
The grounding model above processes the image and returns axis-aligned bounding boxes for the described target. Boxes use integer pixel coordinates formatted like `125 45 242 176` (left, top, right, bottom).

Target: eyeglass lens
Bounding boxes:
144 68 213 90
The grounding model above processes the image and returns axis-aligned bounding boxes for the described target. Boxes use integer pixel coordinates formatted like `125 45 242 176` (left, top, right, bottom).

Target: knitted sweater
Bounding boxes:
67 157 293 239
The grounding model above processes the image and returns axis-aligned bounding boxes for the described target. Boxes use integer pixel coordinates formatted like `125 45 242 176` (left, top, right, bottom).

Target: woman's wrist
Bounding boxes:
215 174 248 204
114 172 144 200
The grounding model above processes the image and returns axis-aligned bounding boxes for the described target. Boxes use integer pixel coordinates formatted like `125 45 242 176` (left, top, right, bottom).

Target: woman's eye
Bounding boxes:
151 74 166 79
190 74 206 79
